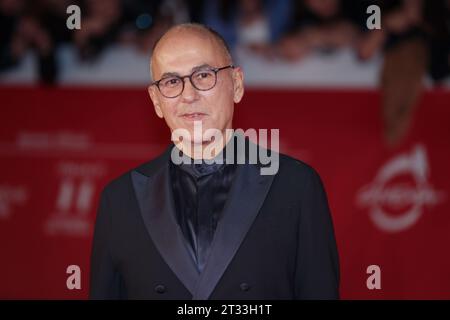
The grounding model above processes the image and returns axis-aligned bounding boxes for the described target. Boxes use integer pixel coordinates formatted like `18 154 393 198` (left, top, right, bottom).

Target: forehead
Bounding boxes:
151 31 227 78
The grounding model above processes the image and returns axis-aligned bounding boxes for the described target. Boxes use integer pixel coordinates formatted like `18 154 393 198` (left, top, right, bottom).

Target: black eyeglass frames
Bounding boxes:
151 65 235 98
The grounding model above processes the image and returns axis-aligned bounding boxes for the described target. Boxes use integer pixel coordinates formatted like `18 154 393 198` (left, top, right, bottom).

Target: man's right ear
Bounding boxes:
148 85 164 118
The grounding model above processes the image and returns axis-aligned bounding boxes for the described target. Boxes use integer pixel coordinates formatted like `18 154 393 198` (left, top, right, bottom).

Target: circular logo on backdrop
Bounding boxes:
357 144 446 233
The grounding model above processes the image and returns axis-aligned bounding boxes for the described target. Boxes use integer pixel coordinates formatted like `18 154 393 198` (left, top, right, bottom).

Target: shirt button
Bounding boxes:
240 283 250 291
155 285 166 294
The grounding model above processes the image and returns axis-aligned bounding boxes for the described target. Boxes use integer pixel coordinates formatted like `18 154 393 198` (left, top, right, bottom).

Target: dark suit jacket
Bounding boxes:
89 143 340 299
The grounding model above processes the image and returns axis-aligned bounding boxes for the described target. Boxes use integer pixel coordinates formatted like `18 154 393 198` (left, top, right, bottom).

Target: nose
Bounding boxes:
180 76 199 103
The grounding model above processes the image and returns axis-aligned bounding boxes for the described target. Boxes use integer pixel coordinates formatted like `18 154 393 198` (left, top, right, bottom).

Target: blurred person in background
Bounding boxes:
236 0 271 55
277 0 362 61
357 0 450 146
203 0 291 57
73 0 123 62
120 0 169 54
0 0 26 72
119 0 193 55
0 0 74 84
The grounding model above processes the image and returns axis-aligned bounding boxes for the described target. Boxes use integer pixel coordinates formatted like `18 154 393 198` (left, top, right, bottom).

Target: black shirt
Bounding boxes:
169 147 237 273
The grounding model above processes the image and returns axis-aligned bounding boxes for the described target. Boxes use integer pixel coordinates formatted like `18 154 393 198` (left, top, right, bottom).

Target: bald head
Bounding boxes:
150 23 233 81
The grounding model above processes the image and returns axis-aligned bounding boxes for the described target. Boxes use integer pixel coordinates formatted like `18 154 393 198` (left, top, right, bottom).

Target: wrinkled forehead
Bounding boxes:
151 30 229 80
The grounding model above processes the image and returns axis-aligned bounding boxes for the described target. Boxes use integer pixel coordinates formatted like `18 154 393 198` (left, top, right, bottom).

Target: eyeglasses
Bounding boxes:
151 65 235 98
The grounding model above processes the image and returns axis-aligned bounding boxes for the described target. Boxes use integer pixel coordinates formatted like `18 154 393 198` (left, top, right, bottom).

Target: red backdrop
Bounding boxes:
0 87 449 299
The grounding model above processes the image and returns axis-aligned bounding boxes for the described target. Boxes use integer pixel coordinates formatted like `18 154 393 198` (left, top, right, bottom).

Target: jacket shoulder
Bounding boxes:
101 148 169 196
278 152 320 179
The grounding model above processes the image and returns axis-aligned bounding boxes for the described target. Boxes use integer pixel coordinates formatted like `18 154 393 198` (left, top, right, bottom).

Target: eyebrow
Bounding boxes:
160 64 213 79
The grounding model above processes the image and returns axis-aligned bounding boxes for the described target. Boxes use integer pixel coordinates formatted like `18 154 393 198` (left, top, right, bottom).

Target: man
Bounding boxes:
89 23 339 299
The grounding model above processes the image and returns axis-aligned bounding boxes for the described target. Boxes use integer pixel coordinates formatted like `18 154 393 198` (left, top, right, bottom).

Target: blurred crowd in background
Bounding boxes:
1 0 449 84
1 0 449 146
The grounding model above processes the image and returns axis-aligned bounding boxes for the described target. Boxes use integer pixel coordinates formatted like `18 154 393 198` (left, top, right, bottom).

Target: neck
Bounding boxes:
174 129 233 160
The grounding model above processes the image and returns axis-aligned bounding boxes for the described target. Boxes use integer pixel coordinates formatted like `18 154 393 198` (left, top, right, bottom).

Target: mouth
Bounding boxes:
180 112 208 121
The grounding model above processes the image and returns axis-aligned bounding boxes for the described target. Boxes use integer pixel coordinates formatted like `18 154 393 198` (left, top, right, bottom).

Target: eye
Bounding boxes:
195 71 213 80
161 77 181 87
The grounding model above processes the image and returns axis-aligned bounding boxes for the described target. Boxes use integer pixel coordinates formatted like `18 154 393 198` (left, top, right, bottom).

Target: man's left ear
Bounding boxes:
232 67 244 103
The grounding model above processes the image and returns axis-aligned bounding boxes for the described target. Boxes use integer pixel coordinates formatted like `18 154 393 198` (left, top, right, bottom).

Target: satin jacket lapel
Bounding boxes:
192 162 275 300
131 150 200 295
